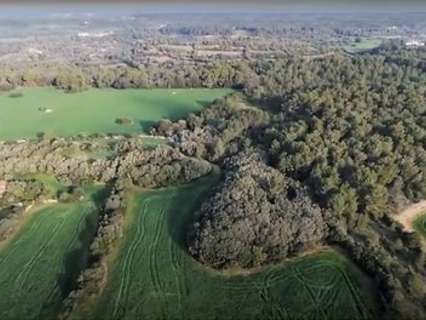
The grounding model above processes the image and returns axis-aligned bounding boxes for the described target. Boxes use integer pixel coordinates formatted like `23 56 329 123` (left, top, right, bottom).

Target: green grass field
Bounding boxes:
413 213 426 239
343 38 383 54
0 87 232 140
0 187 104 320
83 176 378 320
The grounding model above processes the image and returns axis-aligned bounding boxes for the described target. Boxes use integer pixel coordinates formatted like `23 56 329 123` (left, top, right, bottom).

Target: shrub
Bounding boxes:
115 118 133 126
8 92 23 98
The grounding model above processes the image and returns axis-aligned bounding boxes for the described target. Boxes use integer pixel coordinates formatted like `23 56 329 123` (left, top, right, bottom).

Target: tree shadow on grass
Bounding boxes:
56 212 99 301
196 100 214 109
54 186 110 307
89 186 112 209
166 174 222 254
138 120 156 133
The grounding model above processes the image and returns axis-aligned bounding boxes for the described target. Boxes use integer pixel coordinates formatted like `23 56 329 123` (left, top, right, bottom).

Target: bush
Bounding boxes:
8 92 23 98
115 118 133 126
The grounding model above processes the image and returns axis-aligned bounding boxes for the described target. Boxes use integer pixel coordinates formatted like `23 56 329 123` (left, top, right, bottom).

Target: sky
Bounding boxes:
0 0 425 13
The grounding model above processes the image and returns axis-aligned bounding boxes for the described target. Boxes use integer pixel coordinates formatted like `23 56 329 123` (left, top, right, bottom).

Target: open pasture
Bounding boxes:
343 38 383 53
0 189 102 320
0 87 231 141
88 177 378 320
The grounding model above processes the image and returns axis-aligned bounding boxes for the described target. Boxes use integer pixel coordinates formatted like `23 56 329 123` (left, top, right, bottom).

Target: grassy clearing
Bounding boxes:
0 87 232 141
413 212 426 239
26 173 68 197
343 38 383 53
0 186 105 320
84 176 378 320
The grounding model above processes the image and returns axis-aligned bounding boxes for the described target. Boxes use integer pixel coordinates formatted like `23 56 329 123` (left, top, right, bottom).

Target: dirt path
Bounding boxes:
393 200 426 232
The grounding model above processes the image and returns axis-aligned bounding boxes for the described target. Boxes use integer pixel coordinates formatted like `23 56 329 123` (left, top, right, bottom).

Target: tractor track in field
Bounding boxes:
320 283 341 313
14 217 66 292
41 208 89 309
169 235 186 318
263 269 293 289
338 266 370 320
0 215 44 270
218 269 292 292
112 201 148 320
147 202 169 320
148 205 166 295
270 299 290 320
293 266 328 320
259 285 290 320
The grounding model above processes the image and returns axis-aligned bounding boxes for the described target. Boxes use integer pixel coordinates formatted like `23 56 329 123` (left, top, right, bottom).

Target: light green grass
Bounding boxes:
0 186 105 320
344 38 383 53
84 176 378 320
413 212 426 239
0 87 232 141
22 173 68 197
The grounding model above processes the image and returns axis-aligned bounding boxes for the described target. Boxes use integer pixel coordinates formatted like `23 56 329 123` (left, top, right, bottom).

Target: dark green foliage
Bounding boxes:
253 54 426 224
189 151 326 268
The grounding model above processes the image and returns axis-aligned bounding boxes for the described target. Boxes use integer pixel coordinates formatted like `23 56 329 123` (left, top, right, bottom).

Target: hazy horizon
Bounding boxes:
0 1 426 14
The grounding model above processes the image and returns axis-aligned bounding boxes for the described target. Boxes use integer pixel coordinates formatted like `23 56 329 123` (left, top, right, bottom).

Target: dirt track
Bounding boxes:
393 200 426 232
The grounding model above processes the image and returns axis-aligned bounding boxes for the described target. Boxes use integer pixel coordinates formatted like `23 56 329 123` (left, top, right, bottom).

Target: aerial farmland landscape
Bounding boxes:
0 1 425 320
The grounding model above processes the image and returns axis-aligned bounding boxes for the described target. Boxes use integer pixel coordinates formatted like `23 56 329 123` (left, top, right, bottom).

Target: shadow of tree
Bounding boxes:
56 212 98 300
196 100 214 108
166 174 222 253
138 120 156 132
55 186 110 302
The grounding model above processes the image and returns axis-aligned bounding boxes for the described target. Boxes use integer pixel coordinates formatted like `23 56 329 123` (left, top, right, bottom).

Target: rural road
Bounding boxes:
394 200 426 232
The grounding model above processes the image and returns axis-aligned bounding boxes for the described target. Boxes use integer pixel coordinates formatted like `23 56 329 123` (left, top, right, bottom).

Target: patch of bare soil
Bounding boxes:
393 200 426 232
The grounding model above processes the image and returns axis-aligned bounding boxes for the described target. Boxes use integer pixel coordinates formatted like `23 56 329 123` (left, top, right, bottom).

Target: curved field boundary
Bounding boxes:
89 177 378 320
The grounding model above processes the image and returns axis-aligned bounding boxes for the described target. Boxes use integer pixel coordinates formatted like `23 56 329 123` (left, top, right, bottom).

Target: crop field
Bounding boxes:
0 87 232 140
85 177 378 320
0 189 102 320
413 213 426 238
343 38 383 53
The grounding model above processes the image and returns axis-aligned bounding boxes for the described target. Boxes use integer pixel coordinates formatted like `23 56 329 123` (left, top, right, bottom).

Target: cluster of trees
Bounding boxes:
0 137 213 188
153 94 269 162
0 61 258 93
0 178 48 240
189 151 326 268
0 45 424 96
